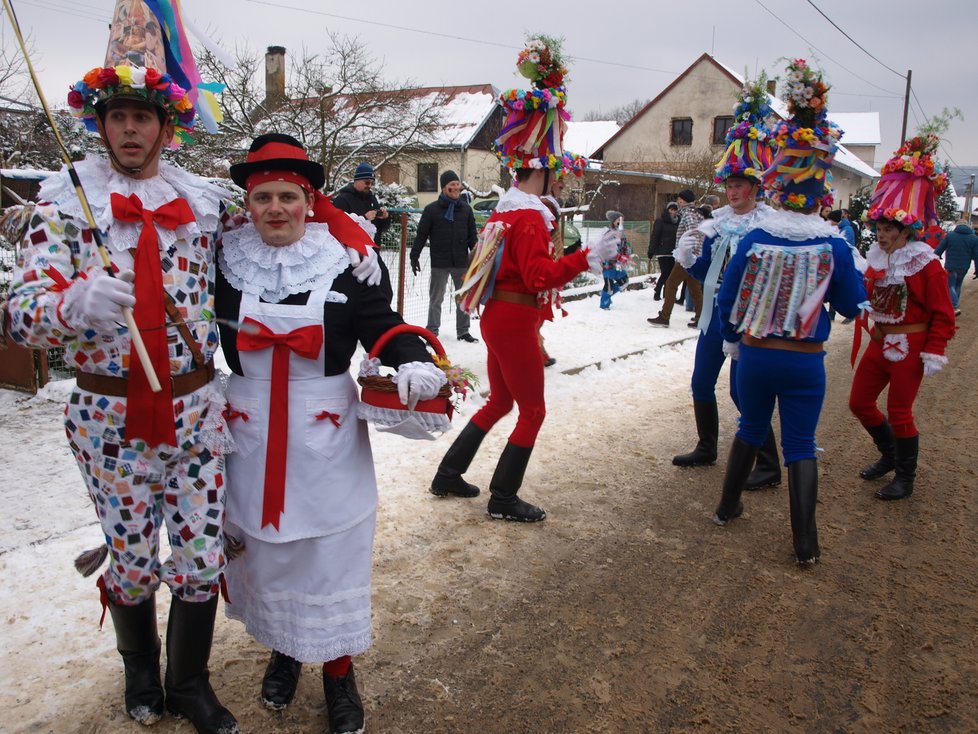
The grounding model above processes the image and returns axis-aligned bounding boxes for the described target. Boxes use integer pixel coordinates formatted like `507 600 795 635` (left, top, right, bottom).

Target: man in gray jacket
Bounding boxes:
410 170 479 341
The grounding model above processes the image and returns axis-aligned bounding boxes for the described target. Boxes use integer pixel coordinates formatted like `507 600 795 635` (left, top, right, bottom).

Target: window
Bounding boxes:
417 163 438 192
713 116 734 145
670 118 692 146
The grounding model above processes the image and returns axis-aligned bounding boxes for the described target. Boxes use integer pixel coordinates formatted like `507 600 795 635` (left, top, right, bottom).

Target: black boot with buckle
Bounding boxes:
859 420 896 480
260 650 302 710
486 442 546 522
108 595 165 726
430 421 486 497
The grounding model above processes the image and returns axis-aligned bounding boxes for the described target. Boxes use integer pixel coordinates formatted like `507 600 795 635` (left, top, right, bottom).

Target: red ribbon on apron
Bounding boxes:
237 316 324 530
110 192 195 447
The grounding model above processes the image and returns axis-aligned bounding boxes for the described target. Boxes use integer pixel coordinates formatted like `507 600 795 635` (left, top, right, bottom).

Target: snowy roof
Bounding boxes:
827 113 881 146
565 120 620 159
403 85 499 148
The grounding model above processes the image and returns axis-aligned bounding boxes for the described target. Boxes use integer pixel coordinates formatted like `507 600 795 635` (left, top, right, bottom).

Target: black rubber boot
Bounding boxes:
323 663 365 734
260 650 302 711
788 459 820 564
430 421 486 497
164 596 239 734
859 420 896 480
875 434 918 501
486 442 546 522
673 401 719 467
745 425 782 490
108 596 165 726
713 437 758 525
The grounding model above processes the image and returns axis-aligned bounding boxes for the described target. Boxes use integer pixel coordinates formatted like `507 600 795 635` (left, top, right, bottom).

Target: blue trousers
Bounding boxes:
735 345 825 464
691 303 739 406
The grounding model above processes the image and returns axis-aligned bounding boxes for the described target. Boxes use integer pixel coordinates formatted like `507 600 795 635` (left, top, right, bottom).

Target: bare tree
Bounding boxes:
175 34 444 189
582 98 649 126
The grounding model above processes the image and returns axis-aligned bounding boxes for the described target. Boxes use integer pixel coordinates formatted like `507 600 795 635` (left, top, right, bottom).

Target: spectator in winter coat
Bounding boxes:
332 162 391 245
409 170 479 341
936 221 978 313
649 202 679 301
828 209 855 246
648 188 705 327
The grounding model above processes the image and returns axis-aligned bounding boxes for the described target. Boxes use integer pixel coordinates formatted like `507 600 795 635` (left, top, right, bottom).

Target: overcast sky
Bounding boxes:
5 0 977 171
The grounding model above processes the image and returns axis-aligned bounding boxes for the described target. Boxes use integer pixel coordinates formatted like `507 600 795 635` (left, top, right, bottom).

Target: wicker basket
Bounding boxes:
357 324 454 434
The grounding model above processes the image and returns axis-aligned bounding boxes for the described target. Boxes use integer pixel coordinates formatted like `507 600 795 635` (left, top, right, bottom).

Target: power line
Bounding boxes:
804 0 905 79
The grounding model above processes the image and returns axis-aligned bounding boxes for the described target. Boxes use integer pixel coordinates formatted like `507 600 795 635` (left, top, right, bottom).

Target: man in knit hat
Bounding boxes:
332 161 391 245
410 169 479 341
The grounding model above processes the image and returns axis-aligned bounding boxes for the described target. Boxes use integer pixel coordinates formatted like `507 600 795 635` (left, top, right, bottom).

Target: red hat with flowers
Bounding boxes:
865 134 948 235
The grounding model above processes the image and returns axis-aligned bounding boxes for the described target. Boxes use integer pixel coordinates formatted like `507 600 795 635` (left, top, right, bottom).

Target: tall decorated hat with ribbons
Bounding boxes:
494 35 573 172
762 59 843 210
714 75 776 184
865 134 948 236
66 0 225 147
555 150 588 179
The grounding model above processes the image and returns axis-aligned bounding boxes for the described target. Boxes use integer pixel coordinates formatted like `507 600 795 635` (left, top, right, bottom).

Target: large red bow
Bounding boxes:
110 193 195 447
237 317 324 530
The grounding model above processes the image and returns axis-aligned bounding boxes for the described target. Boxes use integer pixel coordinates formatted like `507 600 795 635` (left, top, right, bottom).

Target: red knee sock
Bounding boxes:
323 655 351 678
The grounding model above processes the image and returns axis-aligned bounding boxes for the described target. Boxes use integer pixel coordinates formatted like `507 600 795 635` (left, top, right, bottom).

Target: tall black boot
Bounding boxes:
875 434 918 501
108 596 165 726
788 459 820 564
430 421 487 497
673 401 719 467
486 442 545 522
859 420 896 480
745 425 782 490
712 437 758 525
164 596 239 734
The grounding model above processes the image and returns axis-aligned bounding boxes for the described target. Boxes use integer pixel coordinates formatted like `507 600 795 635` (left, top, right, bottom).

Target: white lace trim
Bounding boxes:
749 206 840 241
38 157 232 254
357 402 452 434
494 186 556 229
866 241 937 284
219 223 350 303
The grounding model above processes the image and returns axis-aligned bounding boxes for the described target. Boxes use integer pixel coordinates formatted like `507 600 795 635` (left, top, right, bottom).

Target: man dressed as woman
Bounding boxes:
217 134 446 733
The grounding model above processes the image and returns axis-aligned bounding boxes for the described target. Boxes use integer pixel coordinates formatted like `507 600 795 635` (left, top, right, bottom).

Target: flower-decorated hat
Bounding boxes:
762 59 843 210
714 75 776 184
494 35 572 171
555 151 588 179
865 134 948 235
66 0 224 147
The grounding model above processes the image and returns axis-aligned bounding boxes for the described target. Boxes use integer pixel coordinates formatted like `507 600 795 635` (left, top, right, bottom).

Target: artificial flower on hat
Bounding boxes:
864 133 948 236
714 73 777 184
762 59 843 210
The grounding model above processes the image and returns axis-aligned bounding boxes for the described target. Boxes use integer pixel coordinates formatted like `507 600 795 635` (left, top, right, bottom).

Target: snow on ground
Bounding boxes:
0 282 857 730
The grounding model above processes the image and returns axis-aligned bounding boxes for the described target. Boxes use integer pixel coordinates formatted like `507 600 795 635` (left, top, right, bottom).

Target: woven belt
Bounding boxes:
742 334 824 353
490 290 539 308
75 360 215 397
871 322 927 342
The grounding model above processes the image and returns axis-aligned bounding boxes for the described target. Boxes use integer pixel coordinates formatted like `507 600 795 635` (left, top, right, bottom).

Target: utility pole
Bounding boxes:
965 174 975 226
900 70 912 142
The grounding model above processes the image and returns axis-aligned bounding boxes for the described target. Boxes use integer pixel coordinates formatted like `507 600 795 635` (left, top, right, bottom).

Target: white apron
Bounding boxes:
224 281 376 663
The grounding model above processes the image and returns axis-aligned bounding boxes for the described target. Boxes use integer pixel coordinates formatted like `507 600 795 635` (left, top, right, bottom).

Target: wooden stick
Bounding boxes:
2 0 161 392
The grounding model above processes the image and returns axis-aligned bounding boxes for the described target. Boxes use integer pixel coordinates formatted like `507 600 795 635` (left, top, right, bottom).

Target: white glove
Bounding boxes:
393 361 447 410
722 340 740 361
921 353 945 377
61 270 135 332
349 246 382 287
585 230 621 274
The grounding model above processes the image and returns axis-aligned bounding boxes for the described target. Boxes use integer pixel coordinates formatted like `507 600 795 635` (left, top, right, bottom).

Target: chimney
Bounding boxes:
766 79 777 96
264 46 286 109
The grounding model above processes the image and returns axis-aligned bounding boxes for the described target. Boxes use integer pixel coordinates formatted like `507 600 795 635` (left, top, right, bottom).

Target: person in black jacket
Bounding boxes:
649 202 679 300
410 170 479 342
331 162 391 245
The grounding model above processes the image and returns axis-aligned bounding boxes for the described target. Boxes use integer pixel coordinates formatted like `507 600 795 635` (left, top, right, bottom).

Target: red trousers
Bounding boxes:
471 299 546 447
849 331 925 438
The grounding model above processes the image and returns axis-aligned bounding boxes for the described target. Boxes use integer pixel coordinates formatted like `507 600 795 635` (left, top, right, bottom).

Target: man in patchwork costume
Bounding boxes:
6 2 239 730
673 77 780 488
712 59 866 565
848 134 955 501
429 36 617 522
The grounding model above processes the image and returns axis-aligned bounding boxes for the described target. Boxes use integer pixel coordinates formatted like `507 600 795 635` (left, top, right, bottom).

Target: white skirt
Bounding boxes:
224 513 375 663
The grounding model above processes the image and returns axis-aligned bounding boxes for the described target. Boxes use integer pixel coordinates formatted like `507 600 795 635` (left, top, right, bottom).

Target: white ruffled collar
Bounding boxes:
219 222 350 303
748 206 840 241
701 202 772 239
38 156 233 253
866 240 936 281
494 186 556 228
